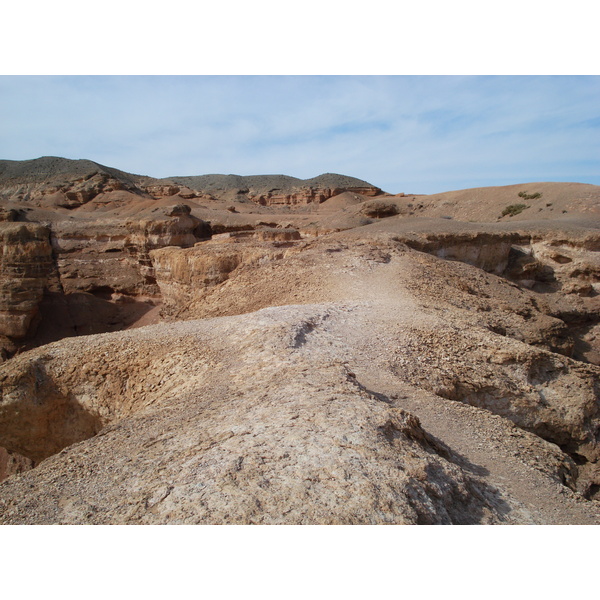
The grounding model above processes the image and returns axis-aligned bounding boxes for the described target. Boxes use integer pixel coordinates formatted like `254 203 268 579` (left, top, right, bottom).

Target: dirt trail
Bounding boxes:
319 250 600 524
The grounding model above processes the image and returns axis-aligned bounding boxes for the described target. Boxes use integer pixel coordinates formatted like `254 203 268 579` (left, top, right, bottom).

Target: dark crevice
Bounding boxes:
588 484 600 499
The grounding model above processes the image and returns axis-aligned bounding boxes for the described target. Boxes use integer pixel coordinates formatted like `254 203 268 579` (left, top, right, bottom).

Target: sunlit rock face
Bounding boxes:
0 223 53 340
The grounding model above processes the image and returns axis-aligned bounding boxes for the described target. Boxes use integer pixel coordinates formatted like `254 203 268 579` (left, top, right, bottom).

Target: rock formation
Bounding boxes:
0 223 53 346
0 157 599 524
0 158 383 356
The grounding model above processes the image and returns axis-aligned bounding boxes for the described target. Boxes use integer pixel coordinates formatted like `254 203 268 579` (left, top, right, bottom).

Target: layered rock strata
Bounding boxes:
0 157 142 209
0 223 53 342
166 173 382 206
0 205 211 355
1 158 382 209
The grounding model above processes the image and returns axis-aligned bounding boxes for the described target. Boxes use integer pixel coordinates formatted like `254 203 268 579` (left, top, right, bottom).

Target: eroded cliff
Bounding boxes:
1 160 599 524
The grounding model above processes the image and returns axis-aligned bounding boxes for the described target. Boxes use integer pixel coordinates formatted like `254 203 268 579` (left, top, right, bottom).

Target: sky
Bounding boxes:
1 75 598 195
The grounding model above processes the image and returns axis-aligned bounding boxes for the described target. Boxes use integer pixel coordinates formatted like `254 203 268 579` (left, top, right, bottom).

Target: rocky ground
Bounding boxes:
0 157 599 524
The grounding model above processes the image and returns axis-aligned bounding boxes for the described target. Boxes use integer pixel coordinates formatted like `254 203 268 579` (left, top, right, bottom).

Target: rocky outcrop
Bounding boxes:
366 225 600 366
150 229 301 317
248 185 379 206
51 220 147 296
0 304 507 524
393 325 600 459
45 172 131 209
0 208 26 222
1 159 383 210
0 223 53 341
126 204 208 251
390 230 520 275
359 200 401 218
0 202 212 355
123 204 210 290
506 234 600 292
49 205 209 297
500 234 600 365
142 184 208 200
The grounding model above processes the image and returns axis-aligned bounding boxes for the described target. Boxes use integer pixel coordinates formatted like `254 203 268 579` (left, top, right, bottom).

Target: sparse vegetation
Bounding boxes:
518 191 542 200
501 203 529 217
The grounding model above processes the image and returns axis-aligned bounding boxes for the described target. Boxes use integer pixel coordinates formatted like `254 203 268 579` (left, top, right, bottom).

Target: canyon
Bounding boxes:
0 156 599 524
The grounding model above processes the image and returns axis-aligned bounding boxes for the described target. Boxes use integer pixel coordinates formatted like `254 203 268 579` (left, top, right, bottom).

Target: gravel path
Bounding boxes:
322 248 600 524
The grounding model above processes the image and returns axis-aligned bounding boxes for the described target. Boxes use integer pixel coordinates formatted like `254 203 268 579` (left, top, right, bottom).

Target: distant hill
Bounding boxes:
0 156 143 187
0 157 380 194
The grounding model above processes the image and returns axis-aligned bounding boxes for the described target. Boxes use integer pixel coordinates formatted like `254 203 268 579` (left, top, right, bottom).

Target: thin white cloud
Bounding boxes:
0 76 598 194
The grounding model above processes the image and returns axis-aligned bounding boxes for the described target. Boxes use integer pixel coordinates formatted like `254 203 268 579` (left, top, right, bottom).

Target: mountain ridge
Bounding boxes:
0 156 381 193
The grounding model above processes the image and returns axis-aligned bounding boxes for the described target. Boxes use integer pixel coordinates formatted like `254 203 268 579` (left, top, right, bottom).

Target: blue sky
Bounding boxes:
1 75 598 194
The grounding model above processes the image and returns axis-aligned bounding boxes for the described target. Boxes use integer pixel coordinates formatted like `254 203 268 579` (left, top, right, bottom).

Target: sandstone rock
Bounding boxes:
247 185 379 206
150 237 290 316
49 206 208 298
398 231 519 275
0 208 24 222
0 223 53 339
144 184 181 198
164 203 192 217
392 324 600 456
50 220 146 296
0 158 140 209
0 202 211 354
125 205 204 253
360 200 400 218
253 227 301 242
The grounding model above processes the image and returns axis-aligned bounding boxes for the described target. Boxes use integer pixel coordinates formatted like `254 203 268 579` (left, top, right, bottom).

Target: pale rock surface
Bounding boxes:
1 160 600 524
1 239 600 523
0 303 508 524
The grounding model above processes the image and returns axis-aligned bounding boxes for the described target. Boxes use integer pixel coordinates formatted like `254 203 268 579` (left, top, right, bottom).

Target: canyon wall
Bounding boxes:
0 205 211 356
0 223 54 355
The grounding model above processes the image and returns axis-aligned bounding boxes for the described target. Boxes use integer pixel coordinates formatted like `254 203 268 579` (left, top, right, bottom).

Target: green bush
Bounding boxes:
518 191 542 200
501 203 529 217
